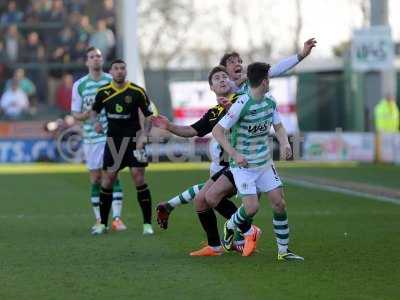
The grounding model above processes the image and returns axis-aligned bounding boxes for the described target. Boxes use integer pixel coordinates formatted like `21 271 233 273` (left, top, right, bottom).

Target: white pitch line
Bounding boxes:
284 178 400 206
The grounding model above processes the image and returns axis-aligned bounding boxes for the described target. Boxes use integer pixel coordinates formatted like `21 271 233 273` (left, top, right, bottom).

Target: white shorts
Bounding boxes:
231 164 282 196
83 142 106 170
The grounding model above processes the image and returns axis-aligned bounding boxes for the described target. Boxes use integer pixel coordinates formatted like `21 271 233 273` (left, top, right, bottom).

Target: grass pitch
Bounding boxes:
1 163 399 299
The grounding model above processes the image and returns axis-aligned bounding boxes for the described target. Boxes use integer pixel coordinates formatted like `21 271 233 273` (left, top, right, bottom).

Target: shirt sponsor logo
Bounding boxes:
115 103 124 113
124 96 132 103
247 123 269 133
107 113 131 119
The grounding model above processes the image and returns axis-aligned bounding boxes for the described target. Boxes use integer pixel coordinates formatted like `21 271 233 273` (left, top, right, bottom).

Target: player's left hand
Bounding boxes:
280 143 292 160
299 38 317 60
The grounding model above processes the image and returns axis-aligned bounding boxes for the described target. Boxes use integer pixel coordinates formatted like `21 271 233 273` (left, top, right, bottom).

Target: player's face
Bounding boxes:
225 55 243 81
86 49 103 71
210 71 231 97
110 63 127 84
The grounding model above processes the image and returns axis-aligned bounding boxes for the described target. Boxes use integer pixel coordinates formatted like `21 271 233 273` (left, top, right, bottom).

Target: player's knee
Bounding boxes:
205 189 219 207
273 199 286 214
194 195 209 211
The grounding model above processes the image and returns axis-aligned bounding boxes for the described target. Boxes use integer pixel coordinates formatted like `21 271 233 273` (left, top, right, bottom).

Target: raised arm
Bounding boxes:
269 38 317 78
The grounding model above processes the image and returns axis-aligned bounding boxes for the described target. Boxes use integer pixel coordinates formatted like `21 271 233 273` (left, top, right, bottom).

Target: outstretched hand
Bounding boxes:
152 115 170 130
299 38 317 60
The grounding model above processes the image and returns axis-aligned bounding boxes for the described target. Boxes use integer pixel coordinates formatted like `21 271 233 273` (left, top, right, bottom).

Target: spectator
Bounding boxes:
24 1 42 23
50 26 77 64
374 95 399 133
65 0 87 14
55 73 73 112
77 15 93 43
6 68 36 98
89 19 115 60
42 0 65 22
20 31 45 63
68 10 82 29
0 78 29 119
0 1 24 26
97 0 115 32
0 41 7 63
37 0 52 19
41 0 66 49
4 24 23 62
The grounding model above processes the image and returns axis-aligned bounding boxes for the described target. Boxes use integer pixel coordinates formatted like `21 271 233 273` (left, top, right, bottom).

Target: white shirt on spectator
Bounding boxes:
0 88 29 118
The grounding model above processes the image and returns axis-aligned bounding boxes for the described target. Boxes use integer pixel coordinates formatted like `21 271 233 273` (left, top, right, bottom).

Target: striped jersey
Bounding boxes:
71 73 112 144
218 92 282 168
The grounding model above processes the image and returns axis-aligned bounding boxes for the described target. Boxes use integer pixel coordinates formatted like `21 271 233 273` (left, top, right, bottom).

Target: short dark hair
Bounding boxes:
110 59 126 67
86 46 100 58
247 62 270 88
219 52 241 67
208 65 228 86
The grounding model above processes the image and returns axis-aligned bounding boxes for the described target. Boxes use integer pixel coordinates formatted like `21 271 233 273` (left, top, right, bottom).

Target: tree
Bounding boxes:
138 0 195 68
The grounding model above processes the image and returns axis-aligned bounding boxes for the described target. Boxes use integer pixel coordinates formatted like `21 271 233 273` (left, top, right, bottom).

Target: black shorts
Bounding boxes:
211 166 236 187
103 137 148 171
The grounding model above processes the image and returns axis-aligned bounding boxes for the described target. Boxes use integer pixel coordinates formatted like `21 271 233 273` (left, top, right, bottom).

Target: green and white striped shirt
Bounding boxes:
71 73 112 144
218 92 281 169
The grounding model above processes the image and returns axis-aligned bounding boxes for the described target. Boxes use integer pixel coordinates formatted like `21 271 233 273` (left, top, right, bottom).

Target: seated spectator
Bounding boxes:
97 0 115 32
0 1 24 26
65 0 87 14
41 0 65 22
77 15 93 43
89 19 115 60
6 68 37 113
41 0 66 48
50 26 77 63
24 1 42 23
0 78 29 119
0 41 7 63
4 24 24 62
55 73 73 112
6 68 36 97
20 31 45 63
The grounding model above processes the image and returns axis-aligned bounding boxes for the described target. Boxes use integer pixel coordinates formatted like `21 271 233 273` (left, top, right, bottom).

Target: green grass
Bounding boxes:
1 167 400 299
278 163 400 189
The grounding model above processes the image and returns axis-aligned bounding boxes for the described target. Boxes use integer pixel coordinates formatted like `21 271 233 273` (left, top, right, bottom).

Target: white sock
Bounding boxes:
112 191 123 219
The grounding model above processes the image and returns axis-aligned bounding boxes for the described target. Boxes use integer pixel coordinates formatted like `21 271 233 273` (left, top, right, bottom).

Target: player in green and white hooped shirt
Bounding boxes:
213 62 303 261
71 47 126 234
